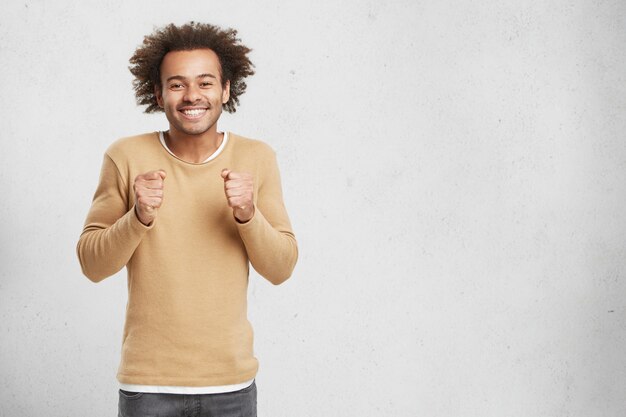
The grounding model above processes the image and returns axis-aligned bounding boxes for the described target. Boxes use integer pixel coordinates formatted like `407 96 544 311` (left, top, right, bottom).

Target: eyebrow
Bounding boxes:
165 73 218 83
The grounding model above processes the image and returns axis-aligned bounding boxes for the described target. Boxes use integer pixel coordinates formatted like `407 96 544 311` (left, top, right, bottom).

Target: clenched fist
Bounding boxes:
134 170 166 226
221 168 254 223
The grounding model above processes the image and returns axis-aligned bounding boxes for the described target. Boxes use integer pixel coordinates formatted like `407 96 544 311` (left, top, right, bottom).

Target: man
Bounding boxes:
77 22 297 417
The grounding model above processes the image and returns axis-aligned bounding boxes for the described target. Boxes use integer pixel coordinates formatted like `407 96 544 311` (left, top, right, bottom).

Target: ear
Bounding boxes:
154 84 164 108
222 80 231 105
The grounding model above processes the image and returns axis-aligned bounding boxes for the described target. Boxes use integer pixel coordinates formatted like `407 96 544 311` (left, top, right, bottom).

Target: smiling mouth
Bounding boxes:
179 108 208 118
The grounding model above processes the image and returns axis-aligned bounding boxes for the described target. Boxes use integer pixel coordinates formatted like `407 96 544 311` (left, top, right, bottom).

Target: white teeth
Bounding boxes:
182 109 206 116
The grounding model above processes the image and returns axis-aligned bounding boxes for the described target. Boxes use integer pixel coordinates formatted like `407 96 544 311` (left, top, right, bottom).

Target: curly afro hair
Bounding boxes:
129 22 255 113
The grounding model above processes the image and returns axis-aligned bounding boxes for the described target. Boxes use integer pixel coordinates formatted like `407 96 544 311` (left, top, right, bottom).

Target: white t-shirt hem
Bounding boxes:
119 378 254 395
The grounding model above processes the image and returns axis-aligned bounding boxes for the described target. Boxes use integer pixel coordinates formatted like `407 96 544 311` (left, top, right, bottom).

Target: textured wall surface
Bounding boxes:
1 1 625 416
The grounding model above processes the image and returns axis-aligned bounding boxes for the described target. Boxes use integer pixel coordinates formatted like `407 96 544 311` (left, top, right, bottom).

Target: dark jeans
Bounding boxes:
118 381 257 417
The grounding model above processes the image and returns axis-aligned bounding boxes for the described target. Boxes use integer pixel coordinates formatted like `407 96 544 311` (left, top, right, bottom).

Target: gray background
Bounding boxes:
1 0 625 416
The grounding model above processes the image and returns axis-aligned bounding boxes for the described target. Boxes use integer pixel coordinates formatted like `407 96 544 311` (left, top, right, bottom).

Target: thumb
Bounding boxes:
158 170 167 180
221 168 230 180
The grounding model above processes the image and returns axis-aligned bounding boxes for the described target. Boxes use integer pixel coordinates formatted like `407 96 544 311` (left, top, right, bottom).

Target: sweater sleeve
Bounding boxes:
76 153 153 283
236 148 298 285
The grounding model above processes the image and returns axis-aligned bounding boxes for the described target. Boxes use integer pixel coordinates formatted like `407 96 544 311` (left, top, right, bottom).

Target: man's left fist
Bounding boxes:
221 168 255 223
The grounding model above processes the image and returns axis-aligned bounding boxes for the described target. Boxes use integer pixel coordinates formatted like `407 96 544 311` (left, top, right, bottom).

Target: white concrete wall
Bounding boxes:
1 1 625 416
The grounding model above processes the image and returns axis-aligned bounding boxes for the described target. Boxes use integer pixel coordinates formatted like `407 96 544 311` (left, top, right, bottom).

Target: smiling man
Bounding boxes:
76 22 298 417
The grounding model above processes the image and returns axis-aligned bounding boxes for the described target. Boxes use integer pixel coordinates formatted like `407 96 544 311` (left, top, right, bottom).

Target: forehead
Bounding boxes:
159 49 222 81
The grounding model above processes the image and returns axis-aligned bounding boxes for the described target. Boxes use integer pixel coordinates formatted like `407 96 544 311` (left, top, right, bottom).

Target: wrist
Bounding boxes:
135 206 153 226
234 206 255 224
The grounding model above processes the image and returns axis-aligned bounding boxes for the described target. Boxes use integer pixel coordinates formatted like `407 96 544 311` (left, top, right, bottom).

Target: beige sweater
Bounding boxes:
77 132 297 386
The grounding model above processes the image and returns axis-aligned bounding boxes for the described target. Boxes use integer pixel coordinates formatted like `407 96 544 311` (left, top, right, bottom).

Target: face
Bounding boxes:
155 49 230 137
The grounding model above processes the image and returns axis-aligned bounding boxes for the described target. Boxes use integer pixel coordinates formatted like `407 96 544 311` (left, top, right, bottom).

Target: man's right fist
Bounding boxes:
133 170 166 226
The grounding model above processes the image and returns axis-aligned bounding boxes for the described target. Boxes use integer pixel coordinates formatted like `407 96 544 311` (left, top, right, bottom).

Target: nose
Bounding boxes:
183 84 202 103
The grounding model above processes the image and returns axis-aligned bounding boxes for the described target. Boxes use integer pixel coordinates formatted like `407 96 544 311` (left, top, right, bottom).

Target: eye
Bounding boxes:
200 82 213 87
169 83 184 90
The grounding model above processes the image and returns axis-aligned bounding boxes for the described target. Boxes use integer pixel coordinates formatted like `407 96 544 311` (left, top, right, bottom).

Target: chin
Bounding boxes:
176 122 212 136
183 127 209 135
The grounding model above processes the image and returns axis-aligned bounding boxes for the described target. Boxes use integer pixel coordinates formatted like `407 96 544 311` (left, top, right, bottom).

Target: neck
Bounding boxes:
165 126 223 163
